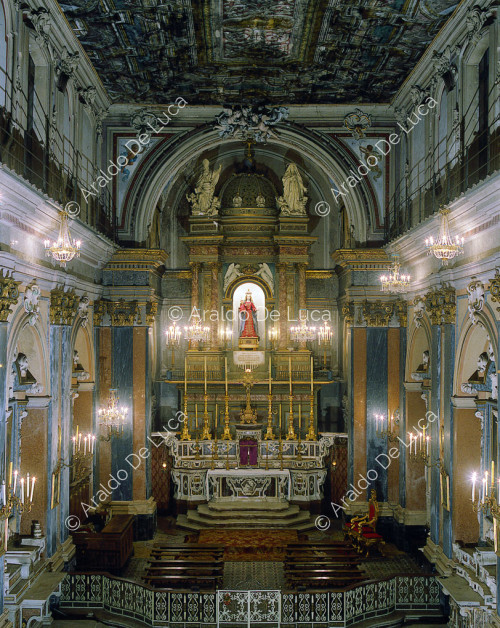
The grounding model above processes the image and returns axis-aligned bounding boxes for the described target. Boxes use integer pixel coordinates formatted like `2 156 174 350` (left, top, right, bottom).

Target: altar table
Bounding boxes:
206 469 291 501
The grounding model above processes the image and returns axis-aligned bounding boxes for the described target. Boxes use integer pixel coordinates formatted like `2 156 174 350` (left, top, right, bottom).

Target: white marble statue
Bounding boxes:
255 263 274 295
412 350 430 381
186 159 222 217
461 351 497 400
23 282 41 326
277 163 308 216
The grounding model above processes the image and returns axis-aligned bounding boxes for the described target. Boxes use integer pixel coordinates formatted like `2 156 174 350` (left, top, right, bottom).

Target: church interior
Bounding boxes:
0 0 499 626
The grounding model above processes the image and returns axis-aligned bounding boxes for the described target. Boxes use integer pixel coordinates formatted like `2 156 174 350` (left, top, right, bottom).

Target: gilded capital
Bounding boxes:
50 287 79 325
394 299 408 327
93 300 107 327
489 269 500 313
146 301 158 325
108 299 142 326
425 286 456 325
342 302 354 325
0 270 20 322
362 300 393 327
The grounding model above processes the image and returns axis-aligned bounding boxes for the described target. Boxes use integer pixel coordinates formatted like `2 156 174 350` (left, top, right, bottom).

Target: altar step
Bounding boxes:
176 500 316 531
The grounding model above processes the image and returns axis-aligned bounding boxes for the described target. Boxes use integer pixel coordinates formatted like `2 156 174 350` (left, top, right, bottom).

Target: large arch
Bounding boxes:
121 123 380 246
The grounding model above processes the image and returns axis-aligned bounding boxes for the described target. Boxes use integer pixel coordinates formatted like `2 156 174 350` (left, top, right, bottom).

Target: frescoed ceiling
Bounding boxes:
57 0 458 104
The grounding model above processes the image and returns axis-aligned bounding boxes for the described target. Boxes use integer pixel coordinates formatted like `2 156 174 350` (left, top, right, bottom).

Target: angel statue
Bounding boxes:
186 159 222 217
223 263 242 293
255 263 274 295
277 163 308 216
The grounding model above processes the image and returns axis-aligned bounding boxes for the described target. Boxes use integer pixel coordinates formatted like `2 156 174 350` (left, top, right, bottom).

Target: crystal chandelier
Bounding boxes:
98 389 128 439
380 254 410 294
44 205 81 267
425 206 464 265
184 314 210 344
290 319 316 343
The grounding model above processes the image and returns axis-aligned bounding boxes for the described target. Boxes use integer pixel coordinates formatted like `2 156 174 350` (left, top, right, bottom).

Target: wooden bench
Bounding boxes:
144 575 222 589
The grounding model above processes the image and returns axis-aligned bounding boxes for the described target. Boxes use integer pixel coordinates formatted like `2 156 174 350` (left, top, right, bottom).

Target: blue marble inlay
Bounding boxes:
366 328 388 502
442 323 455 558
111 327 134 501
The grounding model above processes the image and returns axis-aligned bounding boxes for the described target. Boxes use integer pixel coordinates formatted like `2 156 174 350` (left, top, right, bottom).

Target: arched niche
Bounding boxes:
71 321 94 383
454 318 497 398
231 281 267 350
406 323 431 381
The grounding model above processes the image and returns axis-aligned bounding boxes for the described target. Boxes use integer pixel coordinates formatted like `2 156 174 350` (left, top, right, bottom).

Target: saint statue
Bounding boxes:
277 163 308 216
186 158 222 217
238 290 259 349
461 350 497 400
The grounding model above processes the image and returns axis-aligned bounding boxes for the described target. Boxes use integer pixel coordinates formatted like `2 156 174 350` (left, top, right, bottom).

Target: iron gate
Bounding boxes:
217 590 280 627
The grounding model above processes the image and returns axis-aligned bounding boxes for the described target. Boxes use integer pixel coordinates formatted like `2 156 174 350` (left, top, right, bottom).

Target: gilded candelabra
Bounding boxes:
374 412 399 444
286 395 296 440
472 468 500 515
180 395 191 440
0 464 35 518
264 394 275 440
201 393 212 440
221 394 231 440
305 394 317 441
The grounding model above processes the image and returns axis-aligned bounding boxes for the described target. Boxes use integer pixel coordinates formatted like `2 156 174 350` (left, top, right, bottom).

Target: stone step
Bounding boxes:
199 503 301 519
186 508 311 528
176 513 317 532
207 499 290 512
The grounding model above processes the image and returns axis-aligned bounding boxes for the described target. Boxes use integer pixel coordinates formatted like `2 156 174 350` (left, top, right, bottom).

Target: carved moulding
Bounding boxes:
413 297 426 328
50 287 78 325
0 270 20 322
467 276 485 325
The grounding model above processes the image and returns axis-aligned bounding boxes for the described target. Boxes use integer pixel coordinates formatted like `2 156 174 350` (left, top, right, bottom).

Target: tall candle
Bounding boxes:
30 477 35 502
472 472 476 502
4 518 8 550
195 404 198 430
8 462 12 488
184 357 187 394
492 460 495 483
485 472 489 496
13 470 17 494
215 404 218 435
299 405 301 435
310 356 313 394
20 478 24 503
225 357 228 395
289 357 292 394
269 358 272 394
279 404 282 432
204 357 207 394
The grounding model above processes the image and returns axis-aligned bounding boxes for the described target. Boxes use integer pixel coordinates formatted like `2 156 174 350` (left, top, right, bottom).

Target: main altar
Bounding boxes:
159 154 339 528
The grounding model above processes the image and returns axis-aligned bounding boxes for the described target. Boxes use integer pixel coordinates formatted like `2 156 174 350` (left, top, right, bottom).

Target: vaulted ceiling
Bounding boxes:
58 0 458 105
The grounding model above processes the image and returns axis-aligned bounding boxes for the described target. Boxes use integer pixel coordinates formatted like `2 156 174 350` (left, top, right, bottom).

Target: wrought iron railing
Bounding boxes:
385 84 499 241
0 67 114 240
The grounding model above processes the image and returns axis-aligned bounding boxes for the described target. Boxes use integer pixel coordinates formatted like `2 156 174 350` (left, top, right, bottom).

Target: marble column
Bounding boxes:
277 263 288 350
0 322 9 613
429 323 441 546
210 262 221 350
47 324 73 557
297 263 307 350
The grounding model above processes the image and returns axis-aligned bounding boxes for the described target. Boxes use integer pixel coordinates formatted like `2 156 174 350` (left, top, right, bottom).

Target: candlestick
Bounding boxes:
305 392 317 441
222 393 231 440
286 394 296 440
